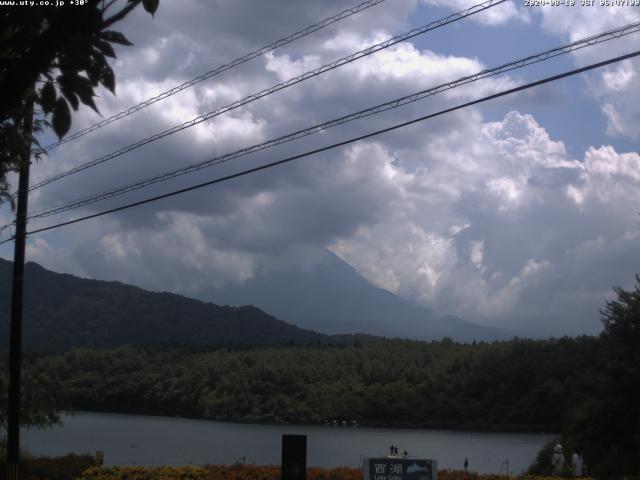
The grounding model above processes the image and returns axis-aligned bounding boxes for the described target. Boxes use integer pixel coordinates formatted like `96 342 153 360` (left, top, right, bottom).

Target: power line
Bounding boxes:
18 0 506 198
24 20 640 221
1 49 635 244
38 0 391 154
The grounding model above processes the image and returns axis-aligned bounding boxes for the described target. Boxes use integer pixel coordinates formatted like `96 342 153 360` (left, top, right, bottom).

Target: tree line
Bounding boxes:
2 277 638 477
14 336 600 432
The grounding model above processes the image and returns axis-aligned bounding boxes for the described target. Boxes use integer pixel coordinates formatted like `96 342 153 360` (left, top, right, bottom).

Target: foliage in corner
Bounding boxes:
8 453 96 480
568 275 640 477
0 360 68 435
0 0 159 202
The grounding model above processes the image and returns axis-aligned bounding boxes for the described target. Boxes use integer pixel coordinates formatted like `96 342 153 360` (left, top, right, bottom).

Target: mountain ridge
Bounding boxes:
0 252 510 352
0 258 332 353
197 250 511 341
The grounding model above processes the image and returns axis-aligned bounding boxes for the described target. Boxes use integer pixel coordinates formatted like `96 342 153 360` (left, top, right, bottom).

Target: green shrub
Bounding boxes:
25 453 96 480
0 446 94 480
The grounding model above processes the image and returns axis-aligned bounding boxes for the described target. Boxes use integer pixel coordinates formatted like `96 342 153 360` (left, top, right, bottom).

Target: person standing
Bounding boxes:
464 457 469 472
551 444 565 476
571 449 583 477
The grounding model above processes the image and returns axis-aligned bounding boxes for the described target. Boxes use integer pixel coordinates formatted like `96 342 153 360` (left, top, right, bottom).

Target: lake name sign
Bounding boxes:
363 458 437 480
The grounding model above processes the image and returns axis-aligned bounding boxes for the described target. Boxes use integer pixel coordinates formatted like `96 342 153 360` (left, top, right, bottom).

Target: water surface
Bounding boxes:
22 412 553 474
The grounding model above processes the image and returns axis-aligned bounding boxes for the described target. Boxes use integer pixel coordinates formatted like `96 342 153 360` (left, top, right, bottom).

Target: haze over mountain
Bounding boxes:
0 259 329 353
197 250 511 341
0 252 511 352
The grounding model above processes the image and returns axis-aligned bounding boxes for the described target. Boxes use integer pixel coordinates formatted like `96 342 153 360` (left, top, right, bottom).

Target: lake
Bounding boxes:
22 413 554 474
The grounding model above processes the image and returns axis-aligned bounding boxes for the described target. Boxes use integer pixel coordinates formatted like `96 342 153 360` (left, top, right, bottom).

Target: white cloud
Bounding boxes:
420 0 530 25
582 59 640 139
2 1 638 340
601 60 635 92
332 220 458 304
265 51 322 80
482 111 570 168
487 177 523 209
328 111 640 335
536 5 639 43
470 240 484 268
533 7 640 139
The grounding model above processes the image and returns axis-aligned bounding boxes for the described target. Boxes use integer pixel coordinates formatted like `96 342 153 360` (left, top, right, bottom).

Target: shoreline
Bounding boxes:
54 410 559 436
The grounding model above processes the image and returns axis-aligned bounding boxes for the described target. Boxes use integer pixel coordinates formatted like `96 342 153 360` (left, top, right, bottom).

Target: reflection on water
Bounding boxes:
22 413 554 474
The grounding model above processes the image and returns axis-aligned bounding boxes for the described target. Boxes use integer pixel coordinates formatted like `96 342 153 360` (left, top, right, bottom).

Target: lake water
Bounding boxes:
22 413 554 474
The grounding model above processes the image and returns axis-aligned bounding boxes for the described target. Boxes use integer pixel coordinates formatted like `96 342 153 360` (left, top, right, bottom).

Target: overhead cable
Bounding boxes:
25 20 640 221
38 0 391 153
20 0 506 197
0 48 635 244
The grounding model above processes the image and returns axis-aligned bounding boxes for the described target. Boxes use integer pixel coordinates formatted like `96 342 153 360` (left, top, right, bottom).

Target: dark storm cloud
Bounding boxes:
7 1 639 338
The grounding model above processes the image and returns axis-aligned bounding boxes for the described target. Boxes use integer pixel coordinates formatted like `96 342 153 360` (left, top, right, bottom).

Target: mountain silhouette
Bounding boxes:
0 258 331 353
198 250 510 341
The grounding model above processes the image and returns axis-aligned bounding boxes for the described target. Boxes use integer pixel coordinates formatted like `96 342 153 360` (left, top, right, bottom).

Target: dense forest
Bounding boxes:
19 337 600 432
1 269 637 477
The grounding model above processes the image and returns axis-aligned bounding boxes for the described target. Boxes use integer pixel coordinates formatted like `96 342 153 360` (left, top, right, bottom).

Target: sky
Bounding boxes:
1 0 640 336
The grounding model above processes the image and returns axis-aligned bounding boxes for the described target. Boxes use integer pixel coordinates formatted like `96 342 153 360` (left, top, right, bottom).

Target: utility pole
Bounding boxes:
6 98 34 480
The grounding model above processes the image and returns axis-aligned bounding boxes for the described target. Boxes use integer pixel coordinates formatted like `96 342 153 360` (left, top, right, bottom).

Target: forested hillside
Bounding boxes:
0 258 508 350
25 336 600 432
0 259 330 352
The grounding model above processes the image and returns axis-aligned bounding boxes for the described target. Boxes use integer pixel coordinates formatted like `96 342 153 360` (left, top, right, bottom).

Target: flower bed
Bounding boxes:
76 465 594 480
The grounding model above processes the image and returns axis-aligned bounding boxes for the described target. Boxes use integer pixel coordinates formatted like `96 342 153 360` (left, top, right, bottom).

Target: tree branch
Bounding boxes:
102 0 141 29
101 0 120 15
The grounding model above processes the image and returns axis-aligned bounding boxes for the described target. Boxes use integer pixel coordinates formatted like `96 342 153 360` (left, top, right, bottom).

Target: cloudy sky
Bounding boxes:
2 0 639 336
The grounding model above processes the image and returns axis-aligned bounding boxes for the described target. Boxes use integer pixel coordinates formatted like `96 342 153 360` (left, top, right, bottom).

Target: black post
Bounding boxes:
282 434 306 480
6 101 33 480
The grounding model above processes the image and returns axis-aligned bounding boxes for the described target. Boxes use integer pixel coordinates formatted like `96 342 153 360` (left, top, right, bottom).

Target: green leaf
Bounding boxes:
100 64 115 94
40 81 56 113
94 39 116 59
62 89 79 111
73 76 100 114
99 30 133 46
61 42 92 72
142 0 159 16
86 57 102 86
52 98 71 139
89 52 115 93
58 75 79 111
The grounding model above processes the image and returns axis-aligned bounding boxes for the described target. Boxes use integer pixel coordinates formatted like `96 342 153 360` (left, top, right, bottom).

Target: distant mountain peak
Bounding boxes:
197 249 510 342
0 254 511 349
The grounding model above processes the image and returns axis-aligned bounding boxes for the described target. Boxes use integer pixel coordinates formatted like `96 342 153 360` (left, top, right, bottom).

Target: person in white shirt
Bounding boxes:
571 449 583 477
551 444 565 476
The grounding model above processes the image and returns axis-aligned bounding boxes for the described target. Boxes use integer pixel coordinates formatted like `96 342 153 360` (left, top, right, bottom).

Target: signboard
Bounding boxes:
364 458 437 480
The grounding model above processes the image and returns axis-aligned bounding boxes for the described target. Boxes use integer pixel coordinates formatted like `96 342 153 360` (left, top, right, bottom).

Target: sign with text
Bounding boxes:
364 458 437 480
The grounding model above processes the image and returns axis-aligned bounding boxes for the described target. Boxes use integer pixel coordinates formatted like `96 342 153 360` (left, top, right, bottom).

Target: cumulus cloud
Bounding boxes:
331 111 640 335
536 4 639 43
586 60 640 139
2 0 638 339
533 6 640 139
420 0 530 25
